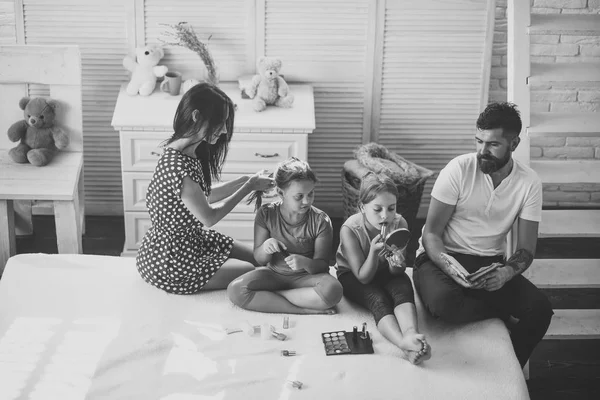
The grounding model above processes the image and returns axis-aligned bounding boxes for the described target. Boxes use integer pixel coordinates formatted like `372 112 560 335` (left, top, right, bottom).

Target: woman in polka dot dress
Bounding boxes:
136 83 274 294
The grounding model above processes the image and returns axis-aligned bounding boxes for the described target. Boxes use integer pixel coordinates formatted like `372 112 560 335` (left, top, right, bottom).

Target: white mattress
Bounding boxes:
0 254 529 400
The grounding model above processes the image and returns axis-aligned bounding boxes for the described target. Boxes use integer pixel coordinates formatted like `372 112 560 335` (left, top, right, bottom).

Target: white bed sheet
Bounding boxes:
0 254 529 400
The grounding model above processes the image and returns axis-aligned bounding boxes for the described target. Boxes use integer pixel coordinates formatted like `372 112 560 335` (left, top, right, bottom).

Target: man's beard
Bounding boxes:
477 150 511 174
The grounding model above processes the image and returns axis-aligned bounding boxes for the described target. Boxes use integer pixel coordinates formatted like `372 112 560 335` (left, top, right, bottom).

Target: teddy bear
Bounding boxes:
245 57 294 112
123 45 169 96
7 97 69 167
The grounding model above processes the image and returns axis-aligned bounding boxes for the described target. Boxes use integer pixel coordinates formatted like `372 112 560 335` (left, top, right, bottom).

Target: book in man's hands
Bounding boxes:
439 253 503 288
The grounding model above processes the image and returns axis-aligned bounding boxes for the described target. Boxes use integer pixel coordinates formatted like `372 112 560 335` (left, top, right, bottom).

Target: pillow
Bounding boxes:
354 142 422 186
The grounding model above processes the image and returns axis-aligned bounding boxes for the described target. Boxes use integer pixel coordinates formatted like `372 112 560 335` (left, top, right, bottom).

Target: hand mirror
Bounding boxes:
380 225 411 251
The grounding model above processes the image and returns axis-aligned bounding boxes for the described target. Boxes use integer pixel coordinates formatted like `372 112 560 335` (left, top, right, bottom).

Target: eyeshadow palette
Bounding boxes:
321 328 374 356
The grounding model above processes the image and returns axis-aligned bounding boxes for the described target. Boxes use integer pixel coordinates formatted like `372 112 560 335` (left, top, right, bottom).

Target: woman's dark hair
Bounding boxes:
165 82 235 191
247 157 318 210
476 102 522 141
359 173 398 206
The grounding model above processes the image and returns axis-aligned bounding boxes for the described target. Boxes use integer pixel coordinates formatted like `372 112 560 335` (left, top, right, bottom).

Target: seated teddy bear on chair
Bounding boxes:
123 45 168 96
7 97 69 167
246 56 294 112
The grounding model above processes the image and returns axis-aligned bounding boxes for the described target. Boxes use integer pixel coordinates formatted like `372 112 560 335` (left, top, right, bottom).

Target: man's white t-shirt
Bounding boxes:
417 153 543 257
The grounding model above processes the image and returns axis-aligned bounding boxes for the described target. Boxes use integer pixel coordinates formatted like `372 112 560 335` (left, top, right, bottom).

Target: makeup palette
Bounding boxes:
321 325 374 356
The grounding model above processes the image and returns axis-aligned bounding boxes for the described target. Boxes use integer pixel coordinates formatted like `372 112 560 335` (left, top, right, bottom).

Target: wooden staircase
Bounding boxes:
534 209 600 340
508 3 600 344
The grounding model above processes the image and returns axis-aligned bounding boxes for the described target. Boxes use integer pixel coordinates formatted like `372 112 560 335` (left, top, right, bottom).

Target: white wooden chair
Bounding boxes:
0 45 85 274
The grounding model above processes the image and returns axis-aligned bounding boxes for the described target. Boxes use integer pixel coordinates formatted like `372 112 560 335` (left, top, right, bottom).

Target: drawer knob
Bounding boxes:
255 152 279 158
151 151 161 157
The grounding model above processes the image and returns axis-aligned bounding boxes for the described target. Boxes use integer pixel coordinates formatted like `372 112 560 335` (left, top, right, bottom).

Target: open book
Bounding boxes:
440 253 503 288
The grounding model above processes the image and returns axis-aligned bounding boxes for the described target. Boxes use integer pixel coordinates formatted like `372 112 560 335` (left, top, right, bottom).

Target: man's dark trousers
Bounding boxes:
413 252 553 367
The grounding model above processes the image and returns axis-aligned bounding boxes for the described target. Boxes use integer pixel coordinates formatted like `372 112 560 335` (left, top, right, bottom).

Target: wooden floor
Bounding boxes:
10 215 600 400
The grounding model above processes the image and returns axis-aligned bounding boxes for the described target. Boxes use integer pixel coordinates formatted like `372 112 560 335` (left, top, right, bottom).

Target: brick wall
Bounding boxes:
491 0 600 207
0 0 15 44
490 0 600 144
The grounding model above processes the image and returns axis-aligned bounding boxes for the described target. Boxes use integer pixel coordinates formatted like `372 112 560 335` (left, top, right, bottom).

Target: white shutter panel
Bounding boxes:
22 0 130 215
143 0 251 82
377 0 491 215
264 0 369 217
0 1 17 44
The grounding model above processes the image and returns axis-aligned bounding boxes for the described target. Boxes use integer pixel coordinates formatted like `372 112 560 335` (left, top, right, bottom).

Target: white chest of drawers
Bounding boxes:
112 83 315 256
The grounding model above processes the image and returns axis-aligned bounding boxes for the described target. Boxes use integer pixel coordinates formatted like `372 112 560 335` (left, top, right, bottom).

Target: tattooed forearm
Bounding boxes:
506 248 534 275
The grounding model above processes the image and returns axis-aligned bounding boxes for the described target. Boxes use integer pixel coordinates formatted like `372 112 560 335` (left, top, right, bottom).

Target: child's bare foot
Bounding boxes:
396 336 422 364
413 339 432 364
400 333 431 365
400 333 424 351
396 346 422 365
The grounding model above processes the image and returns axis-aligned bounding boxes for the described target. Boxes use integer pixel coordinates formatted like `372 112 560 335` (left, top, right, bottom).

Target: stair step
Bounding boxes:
530 63 600 87
529 113 600 136
531 160 600 184
529 14 600 36
545 309 600 339
527 259 600 289
540 210 600 238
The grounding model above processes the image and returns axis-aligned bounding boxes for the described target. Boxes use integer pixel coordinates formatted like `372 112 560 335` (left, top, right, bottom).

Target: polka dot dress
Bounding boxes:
136 147 234 294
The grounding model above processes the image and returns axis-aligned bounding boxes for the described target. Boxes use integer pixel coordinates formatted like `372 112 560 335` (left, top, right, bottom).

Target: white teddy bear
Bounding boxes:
245 57 294 112
123 45 169 96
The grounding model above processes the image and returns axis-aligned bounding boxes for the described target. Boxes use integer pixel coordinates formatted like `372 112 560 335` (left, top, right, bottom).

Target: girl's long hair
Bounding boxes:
165 82 235 192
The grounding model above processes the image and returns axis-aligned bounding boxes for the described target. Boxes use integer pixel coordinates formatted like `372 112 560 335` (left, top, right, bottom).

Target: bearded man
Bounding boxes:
413 102 553 368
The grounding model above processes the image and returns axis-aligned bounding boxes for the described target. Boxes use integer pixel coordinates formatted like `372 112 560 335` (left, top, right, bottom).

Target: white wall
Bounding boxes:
0 0 16 44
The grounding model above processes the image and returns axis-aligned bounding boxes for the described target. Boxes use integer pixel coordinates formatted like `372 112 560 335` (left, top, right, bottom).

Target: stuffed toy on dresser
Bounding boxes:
245 56 294 112
6 97 69 167
123 45 169 96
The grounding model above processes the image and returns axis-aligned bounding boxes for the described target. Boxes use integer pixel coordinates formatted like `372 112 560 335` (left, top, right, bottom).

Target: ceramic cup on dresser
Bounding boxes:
160 71 182 96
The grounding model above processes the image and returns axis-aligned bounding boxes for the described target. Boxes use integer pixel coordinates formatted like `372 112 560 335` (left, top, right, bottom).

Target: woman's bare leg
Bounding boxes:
228 240 259 266
202 241 256 290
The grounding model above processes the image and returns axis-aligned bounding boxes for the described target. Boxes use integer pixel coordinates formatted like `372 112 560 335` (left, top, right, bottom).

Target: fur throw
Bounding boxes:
354 142 421 186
